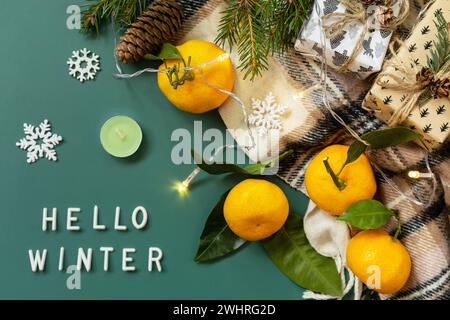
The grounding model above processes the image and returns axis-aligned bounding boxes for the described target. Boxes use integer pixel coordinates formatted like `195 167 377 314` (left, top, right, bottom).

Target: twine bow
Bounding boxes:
322 0 409 72
375 40 450 126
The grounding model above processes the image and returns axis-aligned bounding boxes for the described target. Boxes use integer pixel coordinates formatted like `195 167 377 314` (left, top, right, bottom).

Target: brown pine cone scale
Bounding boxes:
432 78 450 99
115 0 183 64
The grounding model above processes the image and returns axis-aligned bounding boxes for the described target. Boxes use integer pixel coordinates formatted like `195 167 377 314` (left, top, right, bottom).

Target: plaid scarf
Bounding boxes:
176 0 450 300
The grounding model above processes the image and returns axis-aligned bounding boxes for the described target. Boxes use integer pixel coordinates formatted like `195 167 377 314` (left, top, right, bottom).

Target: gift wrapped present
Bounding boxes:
295 0 409 78
363 0 450 150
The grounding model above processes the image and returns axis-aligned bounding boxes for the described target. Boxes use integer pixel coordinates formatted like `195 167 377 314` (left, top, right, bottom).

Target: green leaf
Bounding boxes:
193 150 293 176
144 43 182 61
360 127 421 149
342 140 367 169
262 213 343 297
194 190 246 263
337 199 394 230
342 127 421 168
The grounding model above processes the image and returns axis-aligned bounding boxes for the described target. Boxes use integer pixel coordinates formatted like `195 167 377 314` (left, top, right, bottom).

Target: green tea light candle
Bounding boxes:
100 116 143 158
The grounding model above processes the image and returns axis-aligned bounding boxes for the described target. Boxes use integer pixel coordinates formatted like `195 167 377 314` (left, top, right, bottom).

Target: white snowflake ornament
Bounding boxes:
16 120 63 164
67 48 100 83
248 92 288 136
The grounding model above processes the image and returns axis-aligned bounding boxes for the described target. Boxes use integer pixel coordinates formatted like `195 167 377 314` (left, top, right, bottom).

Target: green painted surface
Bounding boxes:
0 0 309 299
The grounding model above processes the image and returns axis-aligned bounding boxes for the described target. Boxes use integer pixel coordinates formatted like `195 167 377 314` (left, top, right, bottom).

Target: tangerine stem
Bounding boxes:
323 157 346 191
393 211 402 239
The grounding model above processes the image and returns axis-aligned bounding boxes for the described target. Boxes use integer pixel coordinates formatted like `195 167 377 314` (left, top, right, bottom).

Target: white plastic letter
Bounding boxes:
42 208 57 231
29 249 47 272
77 248 93 272
122 248 136 272
100 247 114 272
93 205 106 230
114 207 127 231
148 247 163 272
131 206 148 230
67 208 81 231
58 247 65 271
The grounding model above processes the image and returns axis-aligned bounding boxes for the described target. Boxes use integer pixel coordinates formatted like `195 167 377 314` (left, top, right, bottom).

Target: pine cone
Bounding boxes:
432 78 450 99
375 5 394 26
115 0 183 64
416 67 434 85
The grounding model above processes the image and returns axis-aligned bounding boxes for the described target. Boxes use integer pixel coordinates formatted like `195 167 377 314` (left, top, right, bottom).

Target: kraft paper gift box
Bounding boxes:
295 0 402 79
363 0 450 150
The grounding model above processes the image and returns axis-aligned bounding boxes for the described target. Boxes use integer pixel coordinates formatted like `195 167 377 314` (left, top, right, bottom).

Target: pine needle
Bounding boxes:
81 0 152 33
216 0 312 79
428 11 450 73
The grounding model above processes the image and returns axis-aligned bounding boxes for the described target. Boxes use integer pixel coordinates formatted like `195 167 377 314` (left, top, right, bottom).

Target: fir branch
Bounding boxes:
265 0 312 54
216 0 269 80
81 0 151 33
216 0 313 80
428 11 450 73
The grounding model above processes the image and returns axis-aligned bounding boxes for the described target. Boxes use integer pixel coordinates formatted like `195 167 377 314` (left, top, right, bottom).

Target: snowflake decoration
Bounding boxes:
67 48 100 83
248 92 288 136
16 120 63 164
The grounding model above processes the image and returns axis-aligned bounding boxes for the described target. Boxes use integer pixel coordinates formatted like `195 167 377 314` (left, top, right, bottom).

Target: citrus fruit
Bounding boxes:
304 144 377 215
157 39 235 114
223 179 289 241
346 229 411 294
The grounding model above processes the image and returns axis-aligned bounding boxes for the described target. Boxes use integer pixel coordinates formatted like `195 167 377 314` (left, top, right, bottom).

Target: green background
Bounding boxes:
0 0 309 299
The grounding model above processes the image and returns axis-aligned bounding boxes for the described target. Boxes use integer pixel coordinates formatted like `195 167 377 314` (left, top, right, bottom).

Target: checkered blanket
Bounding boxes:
177 0 450 300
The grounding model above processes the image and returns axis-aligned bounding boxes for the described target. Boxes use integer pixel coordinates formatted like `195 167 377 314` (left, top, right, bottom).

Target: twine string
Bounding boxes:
376 40 450 126
315 3 370 146
321 0 409 73
311 1 436 208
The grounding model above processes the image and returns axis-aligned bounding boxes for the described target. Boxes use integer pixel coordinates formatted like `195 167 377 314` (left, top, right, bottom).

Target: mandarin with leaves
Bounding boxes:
157 40 235 114
223 179 289 241
347 229 411 294
305 144 377 215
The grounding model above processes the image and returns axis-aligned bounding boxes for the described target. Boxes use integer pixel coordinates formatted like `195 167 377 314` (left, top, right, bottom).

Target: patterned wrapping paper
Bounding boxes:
294 0 398 78
364 0 450 150
176 0 450 300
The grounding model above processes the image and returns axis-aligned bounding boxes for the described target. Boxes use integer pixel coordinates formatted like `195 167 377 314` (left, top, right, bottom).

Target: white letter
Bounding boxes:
28 249 47 272
132 206 148 230
203 128 224 163
122 248 136 272
58 247 65 271
171 129 192 165
66 265 81 290
194 121 203 158
366 265 381 290
100 247 114 272
67 208 81 231
42 208 57 231
77 248 93 272
93 205 106 230
148 247 163 272
114 207 127 231
66 5 81 30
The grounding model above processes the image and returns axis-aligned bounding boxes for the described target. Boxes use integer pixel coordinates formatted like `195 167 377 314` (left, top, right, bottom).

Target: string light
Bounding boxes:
407 170 434 179
175 167 201 194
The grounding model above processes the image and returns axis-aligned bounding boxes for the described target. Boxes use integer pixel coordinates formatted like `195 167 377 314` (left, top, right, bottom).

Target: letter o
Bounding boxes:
132 206 148 230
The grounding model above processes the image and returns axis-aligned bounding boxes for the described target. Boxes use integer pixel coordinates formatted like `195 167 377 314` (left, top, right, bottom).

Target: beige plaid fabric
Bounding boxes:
177 0 450 300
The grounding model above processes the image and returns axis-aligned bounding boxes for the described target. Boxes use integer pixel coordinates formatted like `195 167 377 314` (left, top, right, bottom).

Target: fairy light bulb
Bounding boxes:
176 167 201 194
407 170 434 179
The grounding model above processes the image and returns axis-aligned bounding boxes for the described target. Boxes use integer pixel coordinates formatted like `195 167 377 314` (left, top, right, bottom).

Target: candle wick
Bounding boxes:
115 128 126 140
